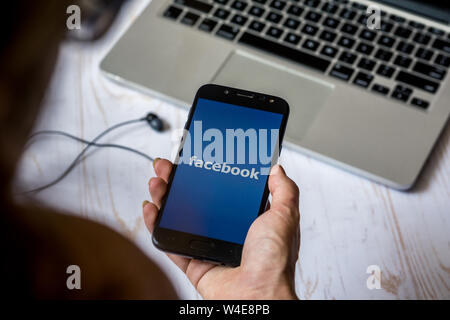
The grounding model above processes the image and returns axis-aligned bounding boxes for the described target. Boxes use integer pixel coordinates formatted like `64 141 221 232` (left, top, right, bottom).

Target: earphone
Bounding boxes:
145 112 164 132
22 112 164 194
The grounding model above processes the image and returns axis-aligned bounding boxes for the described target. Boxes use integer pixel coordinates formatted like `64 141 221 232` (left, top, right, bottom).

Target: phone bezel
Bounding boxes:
152 84 290 266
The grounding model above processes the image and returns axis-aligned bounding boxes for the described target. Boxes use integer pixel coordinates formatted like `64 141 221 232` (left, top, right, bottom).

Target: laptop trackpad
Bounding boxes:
212 51 334 142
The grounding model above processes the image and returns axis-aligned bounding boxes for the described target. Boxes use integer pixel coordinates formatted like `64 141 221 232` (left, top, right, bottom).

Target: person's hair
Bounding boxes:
0 0 71 202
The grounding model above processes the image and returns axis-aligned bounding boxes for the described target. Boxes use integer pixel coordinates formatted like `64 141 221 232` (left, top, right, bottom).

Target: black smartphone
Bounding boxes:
152 84 289 266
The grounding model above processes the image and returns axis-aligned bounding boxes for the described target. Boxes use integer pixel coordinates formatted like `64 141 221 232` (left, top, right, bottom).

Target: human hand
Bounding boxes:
143 158 300 299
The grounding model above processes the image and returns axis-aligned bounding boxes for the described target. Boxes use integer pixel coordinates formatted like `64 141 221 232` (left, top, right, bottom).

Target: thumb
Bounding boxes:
268 164 300 216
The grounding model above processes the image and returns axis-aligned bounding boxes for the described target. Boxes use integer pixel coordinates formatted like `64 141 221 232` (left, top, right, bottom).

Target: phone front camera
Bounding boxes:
224 90 229 95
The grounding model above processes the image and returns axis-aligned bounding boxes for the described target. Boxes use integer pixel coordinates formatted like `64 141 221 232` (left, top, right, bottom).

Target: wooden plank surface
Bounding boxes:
14 0 450 299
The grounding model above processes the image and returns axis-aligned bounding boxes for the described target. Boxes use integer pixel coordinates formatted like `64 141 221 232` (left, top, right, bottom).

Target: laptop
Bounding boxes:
101 0 450 190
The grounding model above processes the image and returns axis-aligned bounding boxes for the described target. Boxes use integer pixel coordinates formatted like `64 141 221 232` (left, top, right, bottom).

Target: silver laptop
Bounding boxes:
101 0 450 190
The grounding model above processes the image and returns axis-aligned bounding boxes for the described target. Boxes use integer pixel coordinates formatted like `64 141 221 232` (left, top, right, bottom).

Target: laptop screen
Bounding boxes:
373 0 450 24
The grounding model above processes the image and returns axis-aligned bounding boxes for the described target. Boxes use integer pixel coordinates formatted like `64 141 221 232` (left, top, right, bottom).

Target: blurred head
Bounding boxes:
0 0 126 201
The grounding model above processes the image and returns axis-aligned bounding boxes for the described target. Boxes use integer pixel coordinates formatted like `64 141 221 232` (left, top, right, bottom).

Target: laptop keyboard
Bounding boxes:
162 0 450 110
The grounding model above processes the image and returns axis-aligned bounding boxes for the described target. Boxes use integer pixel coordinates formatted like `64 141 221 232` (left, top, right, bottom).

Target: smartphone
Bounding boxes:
152 84 289 266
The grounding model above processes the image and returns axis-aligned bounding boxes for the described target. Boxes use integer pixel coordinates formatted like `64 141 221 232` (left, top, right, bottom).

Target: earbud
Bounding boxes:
145 112 164 132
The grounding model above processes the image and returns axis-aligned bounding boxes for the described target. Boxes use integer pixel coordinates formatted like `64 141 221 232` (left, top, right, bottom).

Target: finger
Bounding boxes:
142 200 159 233
142 201 191 271
149 177 168 208
268 164 300 216
153 158 173 182
166 253 191 273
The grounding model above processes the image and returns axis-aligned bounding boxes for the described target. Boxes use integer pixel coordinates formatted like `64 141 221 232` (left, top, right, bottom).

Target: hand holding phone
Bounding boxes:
151 84 290 266
143 158 300 300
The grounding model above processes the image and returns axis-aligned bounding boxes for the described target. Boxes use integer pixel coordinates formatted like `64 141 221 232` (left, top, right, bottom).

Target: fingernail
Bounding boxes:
152 157 160 169
142 200 150 208
270 164 282 175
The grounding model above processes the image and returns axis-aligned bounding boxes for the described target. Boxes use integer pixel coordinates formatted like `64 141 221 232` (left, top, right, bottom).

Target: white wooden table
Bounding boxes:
15 0 450 299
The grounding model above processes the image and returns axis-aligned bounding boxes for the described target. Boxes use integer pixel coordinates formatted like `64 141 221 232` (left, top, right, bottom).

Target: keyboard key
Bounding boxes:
393 55 412 68
284 17 300 30
351 2 367 11
339 8 357 20
163 5 183 19
394 26 412 39
353 71 374 88
251 0 266 4
198 18 218 32
238 32 331 71
319 30 337 42
267 26 283 39
305 11 322 23
435 54 450 67
321 2 338 14
301 24 319 36
304 0 320 8
338 36 355 49
376 64 395 78
411 97 429 109
214 0 229 4
266 11 282 23
380 21 393 33
396 41 415 54
378 35 395 47
287 5 303 16
321 45 339 58
389 14 405 23
330 63 355 81
413 61 446 80
248 20 266 32
415 47 433 60
174 0 213 13
214 8 230 20
249 6 265 17
284 32 301 45
358 57 376 71
270 0 286 11
341 23 359 35
432 39 450 54
356 14 367 25
359 29 376 41
323 17 340 28
396 71 439 93
375 48 393 62
391 85 412 102
339 51 357 64
231 14 248 26
372 83 390 95
216 24 240 40
356 42 374 55
303 38 320 51
427 27 445 37
231 0 247 11
408 20 424 30
181 12 200 25
413 32 431 45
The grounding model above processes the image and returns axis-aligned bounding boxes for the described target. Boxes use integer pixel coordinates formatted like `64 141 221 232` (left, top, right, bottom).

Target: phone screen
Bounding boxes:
159 98 284 245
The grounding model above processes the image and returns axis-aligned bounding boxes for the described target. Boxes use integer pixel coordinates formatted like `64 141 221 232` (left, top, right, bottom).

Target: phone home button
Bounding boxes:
189 240 215 252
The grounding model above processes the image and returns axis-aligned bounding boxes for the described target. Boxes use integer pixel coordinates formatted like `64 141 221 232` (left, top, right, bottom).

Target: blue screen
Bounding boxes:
159 98 283 244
